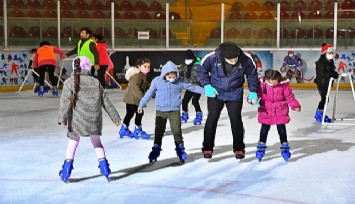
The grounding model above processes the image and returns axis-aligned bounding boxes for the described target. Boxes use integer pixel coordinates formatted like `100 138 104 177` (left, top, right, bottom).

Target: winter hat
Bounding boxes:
321 43 334 53
185 49 195 59
72 56 92 71
288 50 294 54
219 42 240 59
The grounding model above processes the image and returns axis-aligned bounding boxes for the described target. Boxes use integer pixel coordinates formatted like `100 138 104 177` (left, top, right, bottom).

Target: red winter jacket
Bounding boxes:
257 79 301 125
96 42 111 66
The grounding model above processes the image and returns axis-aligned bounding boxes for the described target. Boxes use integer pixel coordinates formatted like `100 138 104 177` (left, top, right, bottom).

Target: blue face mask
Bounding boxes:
167 78 176 83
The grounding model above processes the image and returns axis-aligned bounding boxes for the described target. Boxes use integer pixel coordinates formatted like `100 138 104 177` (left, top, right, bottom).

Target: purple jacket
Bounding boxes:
257 79 301 125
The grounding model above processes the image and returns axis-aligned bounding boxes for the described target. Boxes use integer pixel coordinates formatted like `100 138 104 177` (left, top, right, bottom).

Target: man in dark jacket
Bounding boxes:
197 42 259 159
314 43 339 123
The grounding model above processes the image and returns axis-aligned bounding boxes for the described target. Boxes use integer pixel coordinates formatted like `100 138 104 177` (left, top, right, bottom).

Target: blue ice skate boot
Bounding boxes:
315 109 332 123
181 112 189 123
38 86 44 97
148 144 161 163
34 85 40 93
280 143 291 161
256 142 267 162
193 112 203 125
59 159 74 183
175 143 187 163
52 87 58 96
44 85 50 93
98 158 111 182
133 126 151 140
119 124 134 139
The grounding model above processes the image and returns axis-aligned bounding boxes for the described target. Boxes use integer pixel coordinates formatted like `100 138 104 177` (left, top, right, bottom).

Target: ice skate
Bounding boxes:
34 85 40 93
133 126 151 140
59 159 73 183
181 111 189 123
280 143 291 161
175 143 187 163
315 109 332 123
235 150 245 159
148 144 161 163
44 85 50 93
119 124 134 139
52 87 58 96
203 150 213 159
38 86 44 96
98 158 111 182
193 112 203 125
256 142 267 162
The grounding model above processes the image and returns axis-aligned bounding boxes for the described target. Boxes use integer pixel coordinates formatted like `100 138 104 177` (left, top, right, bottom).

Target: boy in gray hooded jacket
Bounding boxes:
138 61 210 163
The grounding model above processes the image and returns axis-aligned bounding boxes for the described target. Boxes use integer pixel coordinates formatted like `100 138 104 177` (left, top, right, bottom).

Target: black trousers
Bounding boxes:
182 90 202 113
37 65 57 86
259 124 288 144
91 65 108 87
203 97 245 152
317 86 328 110
123 104 144 127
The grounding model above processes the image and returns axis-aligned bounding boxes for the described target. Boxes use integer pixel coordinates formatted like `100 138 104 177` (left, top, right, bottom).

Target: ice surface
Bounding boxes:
1 89 355 204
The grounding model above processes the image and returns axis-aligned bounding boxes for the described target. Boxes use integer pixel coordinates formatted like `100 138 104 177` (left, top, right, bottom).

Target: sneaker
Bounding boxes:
235 150 245 159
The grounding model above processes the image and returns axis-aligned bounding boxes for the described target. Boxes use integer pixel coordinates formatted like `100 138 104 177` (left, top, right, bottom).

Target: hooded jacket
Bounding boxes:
123 67 150 105
257 78 300 125
197 47 258 101
139 61 205 112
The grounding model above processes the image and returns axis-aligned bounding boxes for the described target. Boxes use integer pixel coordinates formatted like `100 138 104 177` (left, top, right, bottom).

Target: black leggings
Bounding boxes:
37 65 57 86
259 124 288 144
123 104 144 127
203 97 245 152
91 65 108 87
182 90 202 112
317 86 328 110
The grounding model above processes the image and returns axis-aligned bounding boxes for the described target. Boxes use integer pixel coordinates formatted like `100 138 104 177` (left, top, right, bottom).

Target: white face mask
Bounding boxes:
167 78 176 83
326 54 334 60
288 54 294 57
225 58 237 65
185 59 193 65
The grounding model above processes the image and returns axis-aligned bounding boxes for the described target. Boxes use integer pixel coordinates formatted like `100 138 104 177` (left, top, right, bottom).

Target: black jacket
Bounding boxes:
314 55 338 87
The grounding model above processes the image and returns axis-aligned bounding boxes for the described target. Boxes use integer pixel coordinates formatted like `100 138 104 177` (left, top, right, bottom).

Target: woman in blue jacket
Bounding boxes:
138 61 210 164
197 42 259 159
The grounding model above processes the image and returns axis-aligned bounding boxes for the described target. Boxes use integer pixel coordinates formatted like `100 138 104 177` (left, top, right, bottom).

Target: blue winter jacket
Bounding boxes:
139 61 205 112
197 48 258 101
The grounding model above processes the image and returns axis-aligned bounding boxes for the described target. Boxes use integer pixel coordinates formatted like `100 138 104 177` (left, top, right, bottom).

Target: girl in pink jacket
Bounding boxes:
255 69 301 162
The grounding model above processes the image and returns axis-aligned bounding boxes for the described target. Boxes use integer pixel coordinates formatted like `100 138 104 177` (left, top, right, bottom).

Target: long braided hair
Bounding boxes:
70 57 81 110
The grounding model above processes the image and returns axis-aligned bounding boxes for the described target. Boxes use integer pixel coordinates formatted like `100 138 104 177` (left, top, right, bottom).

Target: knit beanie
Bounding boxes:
185 49 195 59
219 42 240 59
321 43 334 53
72 56 92 71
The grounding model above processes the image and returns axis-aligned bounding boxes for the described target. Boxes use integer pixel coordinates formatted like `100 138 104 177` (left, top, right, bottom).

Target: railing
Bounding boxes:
0 1 354 50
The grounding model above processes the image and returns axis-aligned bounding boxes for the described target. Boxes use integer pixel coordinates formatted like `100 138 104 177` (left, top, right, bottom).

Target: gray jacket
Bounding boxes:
59 72 121 137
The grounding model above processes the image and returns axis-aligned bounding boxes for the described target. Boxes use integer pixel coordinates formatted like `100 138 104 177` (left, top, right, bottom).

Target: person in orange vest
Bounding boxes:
32 41 64 96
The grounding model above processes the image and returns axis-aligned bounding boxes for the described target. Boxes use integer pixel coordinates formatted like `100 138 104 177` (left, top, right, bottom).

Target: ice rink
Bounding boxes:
1 88 355 204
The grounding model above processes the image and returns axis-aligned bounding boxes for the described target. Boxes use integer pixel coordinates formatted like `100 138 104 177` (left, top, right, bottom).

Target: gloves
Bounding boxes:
248 92 260 107
204 84 218 98
332 71 339 79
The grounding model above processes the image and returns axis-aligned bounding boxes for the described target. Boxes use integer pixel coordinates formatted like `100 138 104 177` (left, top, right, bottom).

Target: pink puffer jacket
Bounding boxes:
257 79 301 125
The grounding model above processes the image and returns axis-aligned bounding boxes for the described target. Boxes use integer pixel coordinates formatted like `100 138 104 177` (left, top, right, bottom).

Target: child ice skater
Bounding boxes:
255 69 301 162
58 56 121 183
138 61 210 163
120 57 152 140
314 43 339 123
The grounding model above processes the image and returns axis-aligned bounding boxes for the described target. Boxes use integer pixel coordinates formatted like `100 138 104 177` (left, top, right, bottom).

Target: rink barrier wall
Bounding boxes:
1 50 354 92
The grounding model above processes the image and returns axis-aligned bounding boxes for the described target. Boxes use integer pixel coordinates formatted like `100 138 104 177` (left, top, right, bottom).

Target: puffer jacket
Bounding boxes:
123 67 150 105
58 71 121 137
257 79 301 125
197 47 258 101
139 61 205 112
179 57 201 85
314 54 338 87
